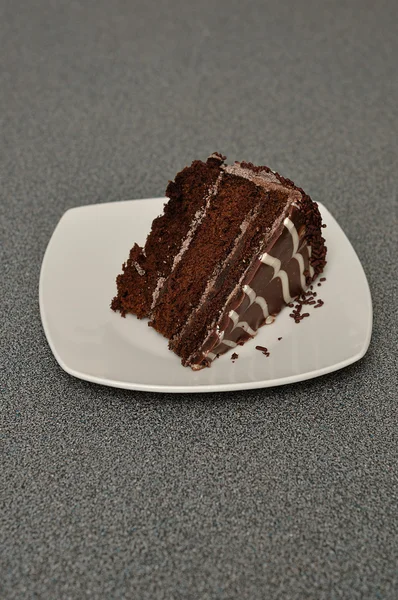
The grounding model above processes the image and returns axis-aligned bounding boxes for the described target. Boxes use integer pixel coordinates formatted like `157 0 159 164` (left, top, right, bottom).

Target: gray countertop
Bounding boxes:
2 1 397 598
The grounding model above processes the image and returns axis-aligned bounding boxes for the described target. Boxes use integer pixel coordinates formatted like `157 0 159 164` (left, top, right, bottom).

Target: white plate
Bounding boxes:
39 198 372 393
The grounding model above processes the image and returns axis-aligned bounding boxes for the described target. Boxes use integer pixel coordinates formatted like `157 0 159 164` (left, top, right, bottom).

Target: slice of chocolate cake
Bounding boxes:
111 153 327 370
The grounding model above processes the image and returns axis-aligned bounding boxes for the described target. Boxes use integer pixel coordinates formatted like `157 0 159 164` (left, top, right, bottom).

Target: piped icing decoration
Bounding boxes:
257 216 309 302
200 207 315 365
260 252 293 304
307 245 315 278
228 310 257 337
243 284 269 318
283 217 308 290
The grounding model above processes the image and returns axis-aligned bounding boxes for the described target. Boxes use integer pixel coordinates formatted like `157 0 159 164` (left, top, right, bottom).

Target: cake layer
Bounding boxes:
111 157 221 318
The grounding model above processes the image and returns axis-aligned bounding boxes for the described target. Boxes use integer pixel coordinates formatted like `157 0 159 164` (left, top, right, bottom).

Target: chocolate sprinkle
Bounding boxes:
288 283 325 323
255 345 270 357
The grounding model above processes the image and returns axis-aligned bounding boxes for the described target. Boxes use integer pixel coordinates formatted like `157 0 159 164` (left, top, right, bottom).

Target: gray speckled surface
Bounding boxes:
1 0 398 598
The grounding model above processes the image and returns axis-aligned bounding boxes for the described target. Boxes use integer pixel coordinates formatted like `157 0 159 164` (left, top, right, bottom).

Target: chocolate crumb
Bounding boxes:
317 283 321 287
322 223 327 228
231 352 239 360
278 337 282 341
320 277 326 282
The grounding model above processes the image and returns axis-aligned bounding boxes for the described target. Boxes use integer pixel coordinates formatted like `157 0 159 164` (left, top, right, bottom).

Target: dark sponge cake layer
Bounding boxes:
111 156 222 318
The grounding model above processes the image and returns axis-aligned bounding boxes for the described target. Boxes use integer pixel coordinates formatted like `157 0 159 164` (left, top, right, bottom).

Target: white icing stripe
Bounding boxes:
260 252 281 271
260 251 292 303
243 284 256 306
277 270 293 304
229 310 256 337
283 217 299 254
258 218 310 303
307 245 315 277
222 339 238 348
151 277 165 309
254 295 269 318
243 285 270 318
229 310 239 327
294 252 307 290
240 322 256 336
285 218 307 289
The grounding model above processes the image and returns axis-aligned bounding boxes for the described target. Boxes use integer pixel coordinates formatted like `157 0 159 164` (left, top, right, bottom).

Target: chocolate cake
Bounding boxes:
111 153 327 369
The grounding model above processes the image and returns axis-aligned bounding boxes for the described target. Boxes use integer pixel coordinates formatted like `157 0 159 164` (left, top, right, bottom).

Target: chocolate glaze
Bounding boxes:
187 200 325 369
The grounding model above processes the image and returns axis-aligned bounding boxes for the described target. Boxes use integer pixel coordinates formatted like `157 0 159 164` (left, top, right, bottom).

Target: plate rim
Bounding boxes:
39 199 373 394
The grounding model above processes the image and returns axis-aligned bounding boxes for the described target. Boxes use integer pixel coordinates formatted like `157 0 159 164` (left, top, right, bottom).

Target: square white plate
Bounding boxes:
39 198 372 393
